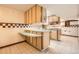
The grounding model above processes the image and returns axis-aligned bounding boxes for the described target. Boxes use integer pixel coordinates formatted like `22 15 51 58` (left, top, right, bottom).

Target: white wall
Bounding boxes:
43 4 78 20
77 5 79 18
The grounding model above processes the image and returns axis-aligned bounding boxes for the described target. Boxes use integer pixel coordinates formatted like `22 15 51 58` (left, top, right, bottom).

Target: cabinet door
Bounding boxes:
31 6 36 24
28 10 32 24
25 5 43 24
36 32 42 50
32 37 37 47
51 30 60 41
51 30 58 40
36 5 42 23
48 16 59 25
32 32 37 47
24 12 27 24
25 12 29 24
43 32 50 49
25 30 30 43
29 31 33 45
26 37 30 43
37 37 42 50
27 11 29 24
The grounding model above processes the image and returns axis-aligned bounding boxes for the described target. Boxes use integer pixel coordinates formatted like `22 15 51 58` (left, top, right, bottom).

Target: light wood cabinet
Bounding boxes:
26 37 30 43
28 10 32 24
48 15 60 40
29 32 33 45
32 37 37 47
25 12 29 24
36 5 42 23
31 6 36 23
23 30 49 51
25 12 28 24
50 29 60 41
51 30 58 40
25 30 30 43
36 32 42 50
32 32 37 47
43 32 50 49
25 5 43 24
48 15 60 25
37 37 42 50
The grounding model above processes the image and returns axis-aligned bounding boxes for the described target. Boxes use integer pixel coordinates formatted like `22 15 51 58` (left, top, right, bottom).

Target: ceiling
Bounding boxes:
0 4 35 12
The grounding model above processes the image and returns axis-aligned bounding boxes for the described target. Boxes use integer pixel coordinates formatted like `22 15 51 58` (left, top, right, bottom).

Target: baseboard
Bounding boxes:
0 40 25 49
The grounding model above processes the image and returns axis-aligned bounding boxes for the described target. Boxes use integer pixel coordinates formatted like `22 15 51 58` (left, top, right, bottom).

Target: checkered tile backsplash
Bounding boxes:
0 22 28 28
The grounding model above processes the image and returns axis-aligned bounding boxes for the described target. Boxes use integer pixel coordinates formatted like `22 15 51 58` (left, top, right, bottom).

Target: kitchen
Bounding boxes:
0 4 79 54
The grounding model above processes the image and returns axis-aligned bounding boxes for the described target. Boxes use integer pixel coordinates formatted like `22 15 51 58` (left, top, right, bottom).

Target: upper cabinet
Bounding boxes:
48 15 60 25
28 9 32 24
31 6 36 24
36 5 42 23
25 4 45 24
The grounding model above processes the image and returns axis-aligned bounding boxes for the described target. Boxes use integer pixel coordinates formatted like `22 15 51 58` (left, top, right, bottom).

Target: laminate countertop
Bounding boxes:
19 28 51 37
24 28 51 32
19 31 41 37
19 27 61 37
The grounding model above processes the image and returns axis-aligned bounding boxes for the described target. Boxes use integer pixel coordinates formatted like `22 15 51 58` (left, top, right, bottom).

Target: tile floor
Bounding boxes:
49 35 79 54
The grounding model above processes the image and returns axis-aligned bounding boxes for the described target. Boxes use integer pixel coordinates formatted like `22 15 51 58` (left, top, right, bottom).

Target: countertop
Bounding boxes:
19 26 61 37
24 28 51 32
19 31 41 37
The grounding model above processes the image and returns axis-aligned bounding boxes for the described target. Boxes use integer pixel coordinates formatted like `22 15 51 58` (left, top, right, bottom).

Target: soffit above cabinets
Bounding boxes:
0 4 35 12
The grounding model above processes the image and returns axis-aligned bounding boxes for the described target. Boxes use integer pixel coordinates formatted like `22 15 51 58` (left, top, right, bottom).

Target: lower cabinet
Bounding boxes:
25 31 49 51
32 37 37 47
25 33 42 50
32 32 37 47
50 29 60 41
26 37 30 43
25 30 30 43
36 37 42 50
51 30 58 40
26 36 41 50
29 37 33 44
